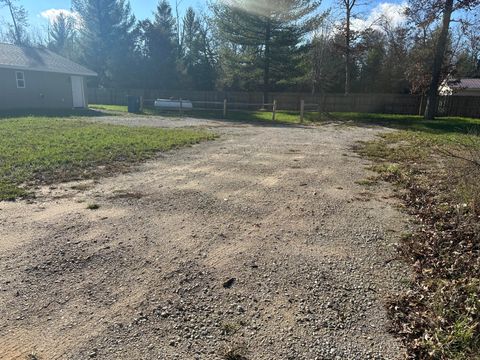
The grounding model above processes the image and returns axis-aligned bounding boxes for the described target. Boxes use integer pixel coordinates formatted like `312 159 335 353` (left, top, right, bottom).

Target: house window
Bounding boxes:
16 71 25 88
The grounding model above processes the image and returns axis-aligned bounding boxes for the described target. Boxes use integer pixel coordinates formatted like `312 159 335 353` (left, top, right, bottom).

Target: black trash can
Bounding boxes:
127 95 141 113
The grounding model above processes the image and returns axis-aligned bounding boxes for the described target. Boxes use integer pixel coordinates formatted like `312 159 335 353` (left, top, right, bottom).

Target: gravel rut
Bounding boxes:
0 119 409 359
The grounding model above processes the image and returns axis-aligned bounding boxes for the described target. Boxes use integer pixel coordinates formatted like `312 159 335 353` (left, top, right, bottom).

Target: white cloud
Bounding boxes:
219 0 292 16
351 2 408 32
40 8 79 24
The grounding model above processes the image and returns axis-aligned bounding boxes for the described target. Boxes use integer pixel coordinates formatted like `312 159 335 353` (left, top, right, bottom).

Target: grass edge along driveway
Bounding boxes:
355 115 480 359
0 117 215 201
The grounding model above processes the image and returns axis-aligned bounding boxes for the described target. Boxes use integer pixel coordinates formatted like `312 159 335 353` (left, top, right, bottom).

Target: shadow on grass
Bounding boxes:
322 112 480 136
149 109 480 134
90 105 295 126
89 103 480 135
142 108 311 128
0 108 108 119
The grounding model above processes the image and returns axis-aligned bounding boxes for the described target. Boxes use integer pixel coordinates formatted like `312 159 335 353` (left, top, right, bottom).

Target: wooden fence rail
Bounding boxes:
87 88 480 118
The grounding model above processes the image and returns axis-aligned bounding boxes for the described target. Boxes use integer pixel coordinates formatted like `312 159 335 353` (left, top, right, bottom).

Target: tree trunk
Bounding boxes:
7 1 21 45
344 7 351 95
418 95 425 116
263 19 271 105
424 0 453 120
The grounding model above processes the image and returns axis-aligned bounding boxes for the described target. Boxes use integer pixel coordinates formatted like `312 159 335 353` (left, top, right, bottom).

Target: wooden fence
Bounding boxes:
437 96 480 118
87 88 480 118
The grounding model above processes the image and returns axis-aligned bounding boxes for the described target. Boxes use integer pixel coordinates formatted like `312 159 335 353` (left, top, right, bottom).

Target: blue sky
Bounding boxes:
0 0 406 31
0 0 201 28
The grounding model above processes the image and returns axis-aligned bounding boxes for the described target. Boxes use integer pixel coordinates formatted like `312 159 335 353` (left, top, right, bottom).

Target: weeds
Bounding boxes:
355 178 377 186
71 183 95 191
440 128 480 216
356 116 480 359
111 190 145 200
221 342 249 360
0 181 28 201
221 322 240 335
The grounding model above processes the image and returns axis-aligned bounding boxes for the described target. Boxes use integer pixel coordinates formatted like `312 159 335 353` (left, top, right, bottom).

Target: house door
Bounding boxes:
71 76 85 108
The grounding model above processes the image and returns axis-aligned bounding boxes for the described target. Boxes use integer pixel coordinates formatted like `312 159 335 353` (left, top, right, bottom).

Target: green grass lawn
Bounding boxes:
89 104 128 113
322 112 480 135
0 117 214 201
352 112 480 216
0 108 107 119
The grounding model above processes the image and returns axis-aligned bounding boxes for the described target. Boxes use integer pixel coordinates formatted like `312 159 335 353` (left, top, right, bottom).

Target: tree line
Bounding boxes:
0 0 479 118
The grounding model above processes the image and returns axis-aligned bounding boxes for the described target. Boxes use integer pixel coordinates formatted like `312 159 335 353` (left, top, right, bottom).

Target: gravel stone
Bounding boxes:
0 117 410 359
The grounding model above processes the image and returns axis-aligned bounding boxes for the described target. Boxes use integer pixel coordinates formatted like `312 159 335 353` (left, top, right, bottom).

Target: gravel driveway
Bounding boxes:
0 117 409 359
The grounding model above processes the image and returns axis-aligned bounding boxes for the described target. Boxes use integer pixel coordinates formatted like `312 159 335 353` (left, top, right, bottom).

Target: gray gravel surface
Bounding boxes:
87 114 229 128
0 117 409 359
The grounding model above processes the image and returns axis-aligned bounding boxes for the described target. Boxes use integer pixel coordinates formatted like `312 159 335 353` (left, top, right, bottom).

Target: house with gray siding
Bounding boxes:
0 43 96 110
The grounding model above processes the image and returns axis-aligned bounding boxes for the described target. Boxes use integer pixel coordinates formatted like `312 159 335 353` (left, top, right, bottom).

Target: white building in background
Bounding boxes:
440 78 480 96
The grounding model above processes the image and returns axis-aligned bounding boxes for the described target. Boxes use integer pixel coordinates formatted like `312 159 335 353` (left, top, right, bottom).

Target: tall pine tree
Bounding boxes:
137 0 178 89
180 7 216 90
73 0 136 87
211 0 322 102
48 13 76 58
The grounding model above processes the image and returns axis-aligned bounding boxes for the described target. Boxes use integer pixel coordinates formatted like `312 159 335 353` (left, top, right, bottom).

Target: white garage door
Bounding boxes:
71 76 86 108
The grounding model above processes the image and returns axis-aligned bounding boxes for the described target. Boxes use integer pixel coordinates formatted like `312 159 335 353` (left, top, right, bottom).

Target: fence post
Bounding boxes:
272 100 277 121
223 99 227 119
179 98 183 117
300 99 305 123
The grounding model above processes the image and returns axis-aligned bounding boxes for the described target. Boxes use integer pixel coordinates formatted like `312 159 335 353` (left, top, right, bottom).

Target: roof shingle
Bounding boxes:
0 43 96 76
449 78 480 89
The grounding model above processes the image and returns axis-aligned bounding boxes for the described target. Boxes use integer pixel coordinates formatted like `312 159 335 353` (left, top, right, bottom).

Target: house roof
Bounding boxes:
0 43 97 77
448 78 480 89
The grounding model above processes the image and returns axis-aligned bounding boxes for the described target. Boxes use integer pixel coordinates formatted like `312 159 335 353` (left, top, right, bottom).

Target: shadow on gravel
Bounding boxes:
133 108 313 129
136 109 480 134
206 117 310 129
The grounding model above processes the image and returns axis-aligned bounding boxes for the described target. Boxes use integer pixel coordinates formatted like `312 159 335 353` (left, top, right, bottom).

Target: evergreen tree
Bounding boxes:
455 51 480 78
137 0 178 89
73 0 136 87
379 25 410 93
48 13 76 57
356 29 386 93
211 0 322 101
180 8 216 90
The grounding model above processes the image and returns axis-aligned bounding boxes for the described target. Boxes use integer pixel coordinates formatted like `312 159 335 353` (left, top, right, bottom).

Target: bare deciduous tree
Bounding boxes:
407 0 480 119
340 0 355 95
0 0 29 45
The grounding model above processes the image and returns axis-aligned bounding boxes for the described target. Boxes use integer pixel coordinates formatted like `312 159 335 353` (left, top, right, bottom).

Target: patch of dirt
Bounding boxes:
0 118 410 359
